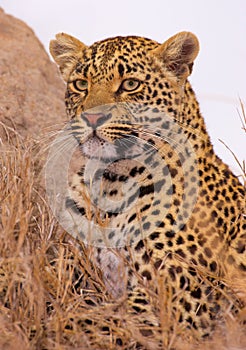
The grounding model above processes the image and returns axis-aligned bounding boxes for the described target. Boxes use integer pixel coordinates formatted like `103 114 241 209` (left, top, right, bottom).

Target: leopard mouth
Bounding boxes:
80 132 143 161
80 134 114 159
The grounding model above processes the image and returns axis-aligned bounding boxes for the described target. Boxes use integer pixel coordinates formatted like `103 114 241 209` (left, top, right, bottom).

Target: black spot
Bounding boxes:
165 230 175 238
84 318 93 325
134 229 140 237
224 207 229 217
119 175 128 182
166 213 175 225
139 184 154 197
108 232 115 239
156 179 166 193
198 254 208 267
152 209 160 215
236 242 245 254
134 262 140 271
139 166 145 174
223 169 230 178
156 221 165 228
143 222 150 230
170 167 178 177
102 326 110 332
116 338 123 346
126 64 132 73
150 231 160 240
103 171 117 182
168 267 176 281
109 189 118 196
209 261 217 272
132 305 144 313
135 239 144 251
176 266 182 273
128 213 137 223
175 249 186 258
186 317 195 327
191 287 202 299
180 276 186 289
152 90 158 98
178 314 183 323
154 259 162 269
141 204 151 212
167 240 173 247
155 242 164 250
174 198 182 207
217 217 223 227
142 270 152 280
188 267 197 276
168 185 175 197
142 252 151 263
188 244 197 254
163 166 169 176
184 301 191 312
118 63 124 77
85 299 97 306
200 189 208 197
64 323 73 330
202 304 207 313
177 236 184 245
230 206 235 214
211 210 218 218
134 298 148 306
129 166 138 177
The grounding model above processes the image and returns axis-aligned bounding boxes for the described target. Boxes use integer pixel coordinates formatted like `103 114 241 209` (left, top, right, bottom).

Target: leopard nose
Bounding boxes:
81 112 111 128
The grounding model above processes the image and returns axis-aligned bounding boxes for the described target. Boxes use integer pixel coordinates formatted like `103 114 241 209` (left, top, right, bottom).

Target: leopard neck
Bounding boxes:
176 80 216 161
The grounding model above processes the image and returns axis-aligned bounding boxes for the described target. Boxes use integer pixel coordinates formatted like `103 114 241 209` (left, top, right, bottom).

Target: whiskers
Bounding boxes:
123 101 207 143
35 121 78 158
116 122 175 156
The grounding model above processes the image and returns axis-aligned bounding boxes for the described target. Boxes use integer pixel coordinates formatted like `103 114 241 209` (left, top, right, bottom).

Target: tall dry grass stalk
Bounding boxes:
0 106 245 350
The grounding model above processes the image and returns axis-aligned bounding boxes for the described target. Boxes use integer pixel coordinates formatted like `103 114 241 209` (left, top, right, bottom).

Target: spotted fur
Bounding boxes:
50 32 246 338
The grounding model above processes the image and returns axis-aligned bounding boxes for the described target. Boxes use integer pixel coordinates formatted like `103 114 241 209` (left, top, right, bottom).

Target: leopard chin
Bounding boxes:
81 135 118 160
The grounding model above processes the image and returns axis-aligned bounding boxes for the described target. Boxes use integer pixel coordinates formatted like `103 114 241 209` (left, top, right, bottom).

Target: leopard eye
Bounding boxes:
73 79 88 91
121 79 141 92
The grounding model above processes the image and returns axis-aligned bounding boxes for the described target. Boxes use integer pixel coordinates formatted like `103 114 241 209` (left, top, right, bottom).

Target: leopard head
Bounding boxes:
50 32 200 160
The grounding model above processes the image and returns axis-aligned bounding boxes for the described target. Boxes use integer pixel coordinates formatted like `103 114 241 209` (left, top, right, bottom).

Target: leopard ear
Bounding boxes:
151 32 199 82
49 33 87 81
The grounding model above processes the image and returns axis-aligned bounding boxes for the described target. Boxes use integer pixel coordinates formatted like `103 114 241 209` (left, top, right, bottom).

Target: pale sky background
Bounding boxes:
1 0 246 176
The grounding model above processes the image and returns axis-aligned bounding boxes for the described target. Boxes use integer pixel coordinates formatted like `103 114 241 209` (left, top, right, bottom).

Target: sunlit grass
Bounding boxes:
0 108 245 349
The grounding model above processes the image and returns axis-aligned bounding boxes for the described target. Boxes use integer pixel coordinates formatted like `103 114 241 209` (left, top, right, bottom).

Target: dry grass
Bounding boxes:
0 114 246 350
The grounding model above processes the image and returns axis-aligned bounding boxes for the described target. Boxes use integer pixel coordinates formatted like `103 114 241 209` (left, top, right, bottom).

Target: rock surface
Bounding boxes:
0 7 66 140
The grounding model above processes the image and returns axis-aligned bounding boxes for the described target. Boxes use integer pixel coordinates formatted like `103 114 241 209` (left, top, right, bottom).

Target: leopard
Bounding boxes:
49 31 246 341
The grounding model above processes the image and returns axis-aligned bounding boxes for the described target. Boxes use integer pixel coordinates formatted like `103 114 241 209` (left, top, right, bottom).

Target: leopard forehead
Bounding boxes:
74 36 159 79
89 36 159 56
